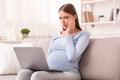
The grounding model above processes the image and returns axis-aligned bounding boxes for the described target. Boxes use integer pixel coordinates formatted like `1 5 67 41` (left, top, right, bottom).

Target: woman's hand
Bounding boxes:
66 18 76 34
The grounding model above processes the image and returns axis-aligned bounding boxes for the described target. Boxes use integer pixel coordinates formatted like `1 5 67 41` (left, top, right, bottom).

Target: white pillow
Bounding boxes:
0 43 33 75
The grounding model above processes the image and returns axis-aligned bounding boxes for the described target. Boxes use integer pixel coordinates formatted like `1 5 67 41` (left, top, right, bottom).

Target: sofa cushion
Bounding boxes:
0 43 33 75
80 37 120 80
0 75 16 80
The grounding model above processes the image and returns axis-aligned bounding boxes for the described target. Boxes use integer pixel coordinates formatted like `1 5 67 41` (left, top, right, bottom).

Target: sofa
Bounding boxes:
0 36 120 80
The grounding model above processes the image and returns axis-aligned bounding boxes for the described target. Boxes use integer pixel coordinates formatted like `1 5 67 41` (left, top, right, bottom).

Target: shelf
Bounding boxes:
0 40 22 44
82 21 114 25
82 0 111 5
80 0 118 27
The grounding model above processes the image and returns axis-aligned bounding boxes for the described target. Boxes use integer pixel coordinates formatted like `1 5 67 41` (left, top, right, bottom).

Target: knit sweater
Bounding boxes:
46 31 90 72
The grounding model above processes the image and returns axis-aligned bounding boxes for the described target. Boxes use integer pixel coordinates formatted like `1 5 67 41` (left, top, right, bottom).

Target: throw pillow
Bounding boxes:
0 43 33 75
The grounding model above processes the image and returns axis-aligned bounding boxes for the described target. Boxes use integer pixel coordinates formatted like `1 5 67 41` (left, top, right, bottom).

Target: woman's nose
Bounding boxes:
61 19 65 24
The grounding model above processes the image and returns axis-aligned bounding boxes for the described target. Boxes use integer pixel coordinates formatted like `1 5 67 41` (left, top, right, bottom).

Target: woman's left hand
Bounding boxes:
67 18 76 34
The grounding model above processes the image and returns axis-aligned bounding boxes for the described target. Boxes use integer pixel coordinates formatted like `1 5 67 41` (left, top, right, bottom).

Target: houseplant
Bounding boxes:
21 28 30 39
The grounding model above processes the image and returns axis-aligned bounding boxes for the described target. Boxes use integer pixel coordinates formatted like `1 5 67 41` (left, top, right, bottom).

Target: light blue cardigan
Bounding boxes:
46 31 90 72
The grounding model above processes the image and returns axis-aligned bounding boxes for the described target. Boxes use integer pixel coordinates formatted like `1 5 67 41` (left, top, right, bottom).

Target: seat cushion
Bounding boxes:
31 71 81 80
80 37 120 80
0 75 16 80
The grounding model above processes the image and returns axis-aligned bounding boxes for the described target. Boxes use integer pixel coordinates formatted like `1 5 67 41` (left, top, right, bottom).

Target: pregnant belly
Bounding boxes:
47 51 72 70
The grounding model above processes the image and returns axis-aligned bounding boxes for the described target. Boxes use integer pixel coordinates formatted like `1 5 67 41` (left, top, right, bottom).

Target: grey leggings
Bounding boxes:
16 69 33 80
16 69 81 80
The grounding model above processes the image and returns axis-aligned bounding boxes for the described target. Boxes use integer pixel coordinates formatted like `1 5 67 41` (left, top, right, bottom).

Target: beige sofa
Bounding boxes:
80 37 120 80
0 36 120 80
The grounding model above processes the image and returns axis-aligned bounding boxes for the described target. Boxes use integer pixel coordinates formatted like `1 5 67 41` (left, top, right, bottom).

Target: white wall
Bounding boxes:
0 0 61 38
0 0 81 38
85 24 120 38
0 0 6 36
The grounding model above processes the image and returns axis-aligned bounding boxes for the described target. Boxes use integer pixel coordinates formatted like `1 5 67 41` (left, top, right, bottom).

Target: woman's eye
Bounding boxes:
64 16 69 19
59 17 62 20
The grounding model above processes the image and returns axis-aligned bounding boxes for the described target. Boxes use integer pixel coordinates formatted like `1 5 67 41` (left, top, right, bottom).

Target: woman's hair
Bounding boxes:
58 3 82 30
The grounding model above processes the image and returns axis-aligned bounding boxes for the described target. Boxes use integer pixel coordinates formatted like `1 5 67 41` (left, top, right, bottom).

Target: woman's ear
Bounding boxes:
73 15 77 20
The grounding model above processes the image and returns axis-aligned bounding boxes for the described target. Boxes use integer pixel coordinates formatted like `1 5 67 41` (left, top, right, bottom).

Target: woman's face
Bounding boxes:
58 11 76 30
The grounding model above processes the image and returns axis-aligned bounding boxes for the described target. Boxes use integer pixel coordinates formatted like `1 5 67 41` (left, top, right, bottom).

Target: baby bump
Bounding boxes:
47 51 67 64
47 51 72 70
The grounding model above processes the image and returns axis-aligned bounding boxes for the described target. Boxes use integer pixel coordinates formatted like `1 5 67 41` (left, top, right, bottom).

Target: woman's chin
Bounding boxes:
62 27 67 30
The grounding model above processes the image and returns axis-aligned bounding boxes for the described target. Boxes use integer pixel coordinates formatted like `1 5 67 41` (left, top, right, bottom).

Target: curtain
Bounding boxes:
0 0 80 39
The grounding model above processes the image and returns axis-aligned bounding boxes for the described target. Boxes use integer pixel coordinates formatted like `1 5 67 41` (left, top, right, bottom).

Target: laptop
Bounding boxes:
14 47 62 72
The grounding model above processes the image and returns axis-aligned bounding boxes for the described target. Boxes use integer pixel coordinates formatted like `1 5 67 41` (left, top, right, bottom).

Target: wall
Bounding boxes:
0 0 6 36
0 0 81 38
85 24 120 38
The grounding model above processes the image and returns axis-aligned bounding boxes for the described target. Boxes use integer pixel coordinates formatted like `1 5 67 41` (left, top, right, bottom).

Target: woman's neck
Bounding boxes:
61 29 81 36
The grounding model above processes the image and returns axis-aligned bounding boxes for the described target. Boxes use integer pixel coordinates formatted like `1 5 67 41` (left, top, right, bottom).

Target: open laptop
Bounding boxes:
14 47 62 72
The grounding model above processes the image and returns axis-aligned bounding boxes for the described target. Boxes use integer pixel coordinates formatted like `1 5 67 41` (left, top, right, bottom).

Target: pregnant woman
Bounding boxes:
16 3 90 80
